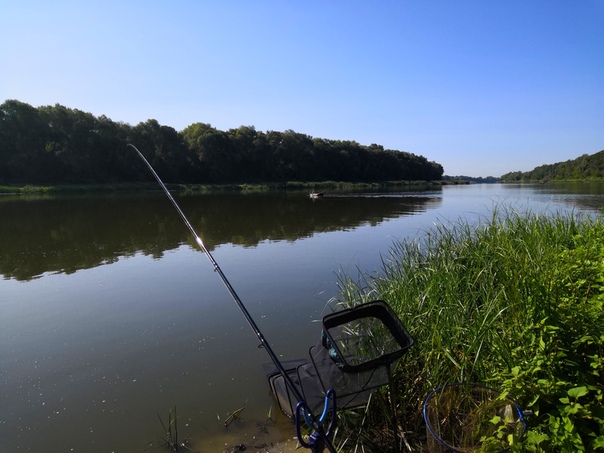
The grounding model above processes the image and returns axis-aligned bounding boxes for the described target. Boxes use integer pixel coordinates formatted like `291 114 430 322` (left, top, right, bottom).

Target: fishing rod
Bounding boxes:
128 144 337 453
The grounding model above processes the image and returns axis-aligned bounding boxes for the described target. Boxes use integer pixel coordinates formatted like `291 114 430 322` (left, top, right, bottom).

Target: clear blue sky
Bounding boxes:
2 1 603 177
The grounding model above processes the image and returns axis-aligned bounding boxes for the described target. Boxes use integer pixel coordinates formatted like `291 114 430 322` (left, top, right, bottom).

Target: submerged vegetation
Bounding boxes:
334 208 603 452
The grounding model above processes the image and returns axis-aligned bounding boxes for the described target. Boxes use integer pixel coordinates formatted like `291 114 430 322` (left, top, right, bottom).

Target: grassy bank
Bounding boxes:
333 208 603 452
0 179 466 195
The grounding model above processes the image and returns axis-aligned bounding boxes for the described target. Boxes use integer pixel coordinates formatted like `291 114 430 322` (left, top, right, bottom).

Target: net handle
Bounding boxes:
296 389 337 452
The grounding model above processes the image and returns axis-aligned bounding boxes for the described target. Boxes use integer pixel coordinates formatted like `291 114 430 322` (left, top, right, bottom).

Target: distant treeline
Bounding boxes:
0 100 443 185
501 150 604 182
443 175 499 183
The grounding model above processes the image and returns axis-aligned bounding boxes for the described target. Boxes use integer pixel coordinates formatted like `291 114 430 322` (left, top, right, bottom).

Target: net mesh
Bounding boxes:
424 383 525 453
267 300 414 418
268 342 390 417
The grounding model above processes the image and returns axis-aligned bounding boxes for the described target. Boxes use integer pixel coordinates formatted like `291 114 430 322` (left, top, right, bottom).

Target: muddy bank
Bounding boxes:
223 437 300 453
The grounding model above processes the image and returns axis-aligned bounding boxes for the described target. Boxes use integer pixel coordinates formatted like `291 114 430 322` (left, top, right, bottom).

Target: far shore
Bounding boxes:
0 179 468 195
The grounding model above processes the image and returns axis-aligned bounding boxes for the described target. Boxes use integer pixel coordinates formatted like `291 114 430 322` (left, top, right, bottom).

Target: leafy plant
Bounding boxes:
332 208 604 452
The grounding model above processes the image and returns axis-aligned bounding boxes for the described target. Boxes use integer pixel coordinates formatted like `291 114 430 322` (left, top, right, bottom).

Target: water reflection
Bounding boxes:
536 181 604 212
0 190 441 281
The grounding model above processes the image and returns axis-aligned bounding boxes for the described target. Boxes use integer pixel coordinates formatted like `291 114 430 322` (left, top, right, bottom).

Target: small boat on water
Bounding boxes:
309 192 324 199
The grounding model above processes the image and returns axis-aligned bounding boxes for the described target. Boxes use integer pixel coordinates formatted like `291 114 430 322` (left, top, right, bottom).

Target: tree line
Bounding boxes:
501 150 604 182
0 100 443 185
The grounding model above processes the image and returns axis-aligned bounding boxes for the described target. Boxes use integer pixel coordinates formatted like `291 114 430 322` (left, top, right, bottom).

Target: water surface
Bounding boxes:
1 182 603 451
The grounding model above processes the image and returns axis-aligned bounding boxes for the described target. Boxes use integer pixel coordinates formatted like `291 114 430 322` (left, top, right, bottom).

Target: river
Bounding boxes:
1 182 603 452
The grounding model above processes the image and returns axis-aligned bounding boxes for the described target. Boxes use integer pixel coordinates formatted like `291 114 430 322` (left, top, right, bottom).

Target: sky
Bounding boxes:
1 1 603 177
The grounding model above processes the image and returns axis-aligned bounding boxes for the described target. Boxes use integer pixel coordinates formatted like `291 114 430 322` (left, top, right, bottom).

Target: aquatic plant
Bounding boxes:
156 407 194 452
333 207 604 451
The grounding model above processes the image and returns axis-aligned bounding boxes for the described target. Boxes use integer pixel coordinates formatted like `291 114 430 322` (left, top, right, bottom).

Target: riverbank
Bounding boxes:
0 179 468 195
228 438 299 453
221 434 300 453
333 208 604 451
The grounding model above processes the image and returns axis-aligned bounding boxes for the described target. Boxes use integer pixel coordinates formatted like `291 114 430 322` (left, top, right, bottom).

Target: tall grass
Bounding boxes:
333 207 604 451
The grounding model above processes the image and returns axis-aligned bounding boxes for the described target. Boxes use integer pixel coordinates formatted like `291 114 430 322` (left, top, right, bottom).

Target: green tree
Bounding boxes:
181 122 235 182
129 119 192 182
0 100 446 185
0 100 50 183
227 125 260 182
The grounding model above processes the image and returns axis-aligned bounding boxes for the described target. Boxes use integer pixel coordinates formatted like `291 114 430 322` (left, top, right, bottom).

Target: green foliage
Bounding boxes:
334 209 604 451
0 100 443 185
498 229 604 452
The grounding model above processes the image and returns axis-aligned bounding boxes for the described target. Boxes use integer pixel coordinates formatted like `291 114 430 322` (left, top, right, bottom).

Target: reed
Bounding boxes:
333 207 604 451
157 407 179 452
156 406 193 452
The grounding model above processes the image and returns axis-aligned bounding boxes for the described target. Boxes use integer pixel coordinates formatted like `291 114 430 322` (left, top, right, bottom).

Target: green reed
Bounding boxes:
332 207 604 451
